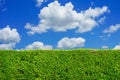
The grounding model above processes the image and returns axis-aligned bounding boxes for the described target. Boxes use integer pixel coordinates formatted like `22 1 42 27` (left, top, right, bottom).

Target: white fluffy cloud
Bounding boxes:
113 45 120 50
36 0 47 7
25 41 53 50
103 24 120 33
0 25 20 43
36 0 44 7
0 26 20 50
57 37 86 49
25 1 108 35
0 43 15 50
98 16 106 24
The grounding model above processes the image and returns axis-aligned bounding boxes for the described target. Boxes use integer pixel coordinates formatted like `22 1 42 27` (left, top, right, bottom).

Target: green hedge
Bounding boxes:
0 50 120 80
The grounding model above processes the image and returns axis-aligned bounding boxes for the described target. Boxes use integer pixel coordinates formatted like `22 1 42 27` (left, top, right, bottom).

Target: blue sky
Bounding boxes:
0 0 120 50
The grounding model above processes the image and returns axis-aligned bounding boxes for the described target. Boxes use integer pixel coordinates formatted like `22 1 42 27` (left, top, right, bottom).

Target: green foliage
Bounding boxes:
0 49 120 80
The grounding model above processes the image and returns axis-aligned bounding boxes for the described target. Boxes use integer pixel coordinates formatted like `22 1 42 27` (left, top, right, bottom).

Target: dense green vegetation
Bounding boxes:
0 49 120 80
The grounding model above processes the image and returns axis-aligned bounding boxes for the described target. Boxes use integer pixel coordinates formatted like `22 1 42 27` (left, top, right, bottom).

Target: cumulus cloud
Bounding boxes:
103 24 120 33
25 41 53 50
57 37 86 49
98 16 106 24
0 43 15 50
0 26 20 43
36 0 46 7
113 45 120 50
25 1 109 35
0 25 20 50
